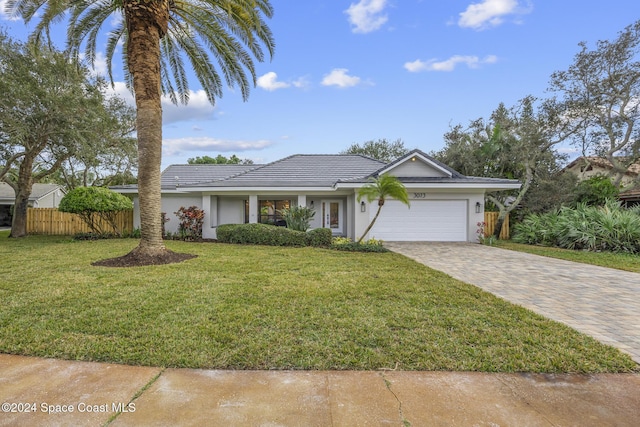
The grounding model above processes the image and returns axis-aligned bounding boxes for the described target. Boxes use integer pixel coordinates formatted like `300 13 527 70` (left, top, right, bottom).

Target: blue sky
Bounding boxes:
1 1 638 169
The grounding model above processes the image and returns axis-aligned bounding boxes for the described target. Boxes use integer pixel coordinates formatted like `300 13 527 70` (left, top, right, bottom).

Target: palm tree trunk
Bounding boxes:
357 204 383 243
124 1 169 257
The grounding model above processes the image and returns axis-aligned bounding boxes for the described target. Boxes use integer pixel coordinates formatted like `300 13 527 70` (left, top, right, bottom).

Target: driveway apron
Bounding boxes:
385 242 640 364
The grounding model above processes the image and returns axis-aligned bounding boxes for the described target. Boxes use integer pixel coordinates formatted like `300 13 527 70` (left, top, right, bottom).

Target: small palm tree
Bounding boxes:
8 0 275 263
357 175 409 243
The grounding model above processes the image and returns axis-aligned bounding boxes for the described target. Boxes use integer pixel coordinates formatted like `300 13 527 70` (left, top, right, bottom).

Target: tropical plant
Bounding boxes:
513 200 640 253
174 205 205 241
8 0 275 263
356 174 409 243
278 206 315 232
59 186 134 236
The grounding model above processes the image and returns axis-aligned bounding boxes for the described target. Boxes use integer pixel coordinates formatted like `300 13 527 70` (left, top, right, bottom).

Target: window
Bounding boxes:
259 200 290 225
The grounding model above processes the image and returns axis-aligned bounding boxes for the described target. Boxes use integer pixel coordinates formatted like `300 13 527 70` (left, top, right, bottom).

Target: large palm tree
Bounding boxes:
356 174 409 243
7 0 274 263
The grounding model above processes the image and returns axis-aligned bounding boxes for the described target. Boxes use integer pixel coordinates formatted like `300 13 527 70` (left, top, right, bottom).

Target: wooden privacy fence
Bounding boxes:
484 212 510 240
27 208 134 235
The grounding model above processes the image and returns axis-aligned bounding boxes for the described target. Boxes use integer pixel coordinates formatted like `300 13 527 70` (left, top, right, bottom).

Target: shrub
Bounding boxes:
278 206 315 231
216 223 331 247
572 175 619 207
59 186 133 236
330 236 389 252
306 228 332 247
513 200 640 253
174 206 204 240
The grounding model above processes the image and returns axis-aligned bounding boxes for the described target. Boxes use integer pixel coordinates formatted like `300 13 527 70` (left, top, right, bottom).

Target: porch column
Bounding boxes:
249 195 258 223
201 195 217 239
297 194 307 208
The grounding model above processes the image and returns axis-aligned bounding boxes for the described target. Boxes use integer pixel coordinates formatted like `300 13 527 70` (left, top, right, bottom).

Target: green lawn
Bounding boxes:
0 231 636 373
496 241 640 273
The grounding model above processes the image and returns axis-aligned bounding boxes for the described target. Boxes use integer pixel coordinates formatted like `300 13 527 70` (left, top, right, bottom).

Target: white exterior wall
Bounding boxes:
355 189 486 243
390 161 447 178
161 194 202 234
33 189 64 208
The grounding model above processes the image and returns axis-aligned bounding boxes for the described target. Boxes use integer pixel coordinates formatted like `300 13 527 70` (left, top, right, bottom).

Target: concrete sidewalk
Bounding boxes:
1 354 639 426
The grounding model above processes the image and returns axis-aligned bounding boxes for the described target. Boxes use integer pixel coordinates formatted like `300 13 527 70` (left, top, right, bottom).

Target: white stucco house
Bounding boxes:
113 149 520 242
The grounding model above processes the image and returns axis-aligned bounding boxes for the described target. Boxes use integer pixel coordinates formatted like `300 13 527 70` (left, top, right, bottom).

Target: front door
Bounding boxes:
321 200 343 235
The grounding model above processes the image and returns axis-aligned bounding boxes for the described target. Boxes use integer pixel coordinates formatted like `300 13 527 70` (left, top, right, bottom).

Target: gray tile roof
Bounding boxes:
0 183 63 203
111 150 520 192
161 164 260 189
189 154 386 188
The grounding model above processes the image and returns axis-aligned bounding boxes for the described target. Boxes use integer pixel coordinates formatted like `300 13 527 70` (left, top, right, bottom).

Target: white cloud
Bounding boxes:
345 0 389 34
93 52 108 77
257 72 290 91
162 137 273 156
104 81 135 104
103 84 216 124
321 68 362 88
458 0 531 30
162 90 216 124
292 76 311 89
404 55 498 72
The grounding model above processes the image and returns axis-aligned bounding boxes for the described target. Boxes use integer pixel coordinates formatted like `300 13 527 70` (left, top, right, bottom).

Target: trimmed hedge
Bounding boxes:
330 242 389 253
216 223 332 247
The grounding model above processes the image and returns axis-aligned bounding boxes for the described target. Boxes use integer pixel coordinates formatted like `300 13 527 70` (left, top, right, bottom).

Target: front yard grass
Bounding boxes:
0 231 636 373
496 241 640 273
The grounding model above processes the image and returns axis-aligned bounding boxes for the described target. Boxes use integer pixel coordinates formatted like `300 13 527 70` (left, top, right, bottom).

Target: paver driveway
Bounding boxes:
385 242 640 364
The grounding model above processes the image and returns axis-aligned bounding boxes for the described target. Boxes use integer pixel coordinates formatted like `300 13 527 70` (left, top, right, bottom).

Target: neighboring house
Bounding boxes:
112 150 520 242
565 156 640 187
564 156 640 206
0 183 66 226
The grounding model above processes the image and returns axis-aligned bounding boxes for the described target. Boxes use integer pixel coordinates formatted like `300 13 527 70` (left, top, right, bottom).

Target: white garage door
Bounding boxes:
369 200 468 241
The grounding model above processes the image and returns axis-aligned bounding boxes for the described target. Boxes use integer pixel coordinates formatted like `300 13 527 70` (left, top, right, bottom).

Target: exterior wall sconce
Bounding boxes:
360 201 366 212
310 200 314 209
475 202 482 214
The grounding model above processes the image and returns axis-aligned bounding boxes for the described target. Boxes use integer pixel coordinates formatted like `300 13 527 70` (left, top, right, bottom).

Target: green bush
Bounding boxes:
330 236 389 252
513 200 640 253
216 223 331 247
305 228 332 247
572 175 619 206
331 242 389 253
59 187 133 236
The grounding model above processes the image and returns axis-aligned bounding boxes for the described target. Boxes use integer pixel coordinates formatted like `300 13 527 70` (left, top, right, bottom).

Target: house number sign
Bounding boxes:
412 192 427 199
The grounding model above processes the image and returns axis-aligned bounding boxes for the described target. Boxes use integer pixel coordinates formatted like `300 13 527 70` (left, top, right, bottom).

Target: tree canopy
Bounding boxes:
433 96 574 237
341 139 409 162
8 0 275 263
549 20 640 189
0 31 134 237
187 154 254 165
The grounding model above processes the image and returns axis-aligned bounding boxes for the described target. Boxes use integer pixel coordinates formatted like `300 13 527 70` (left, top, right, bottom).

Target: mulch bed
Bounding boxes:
92 249 197 268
